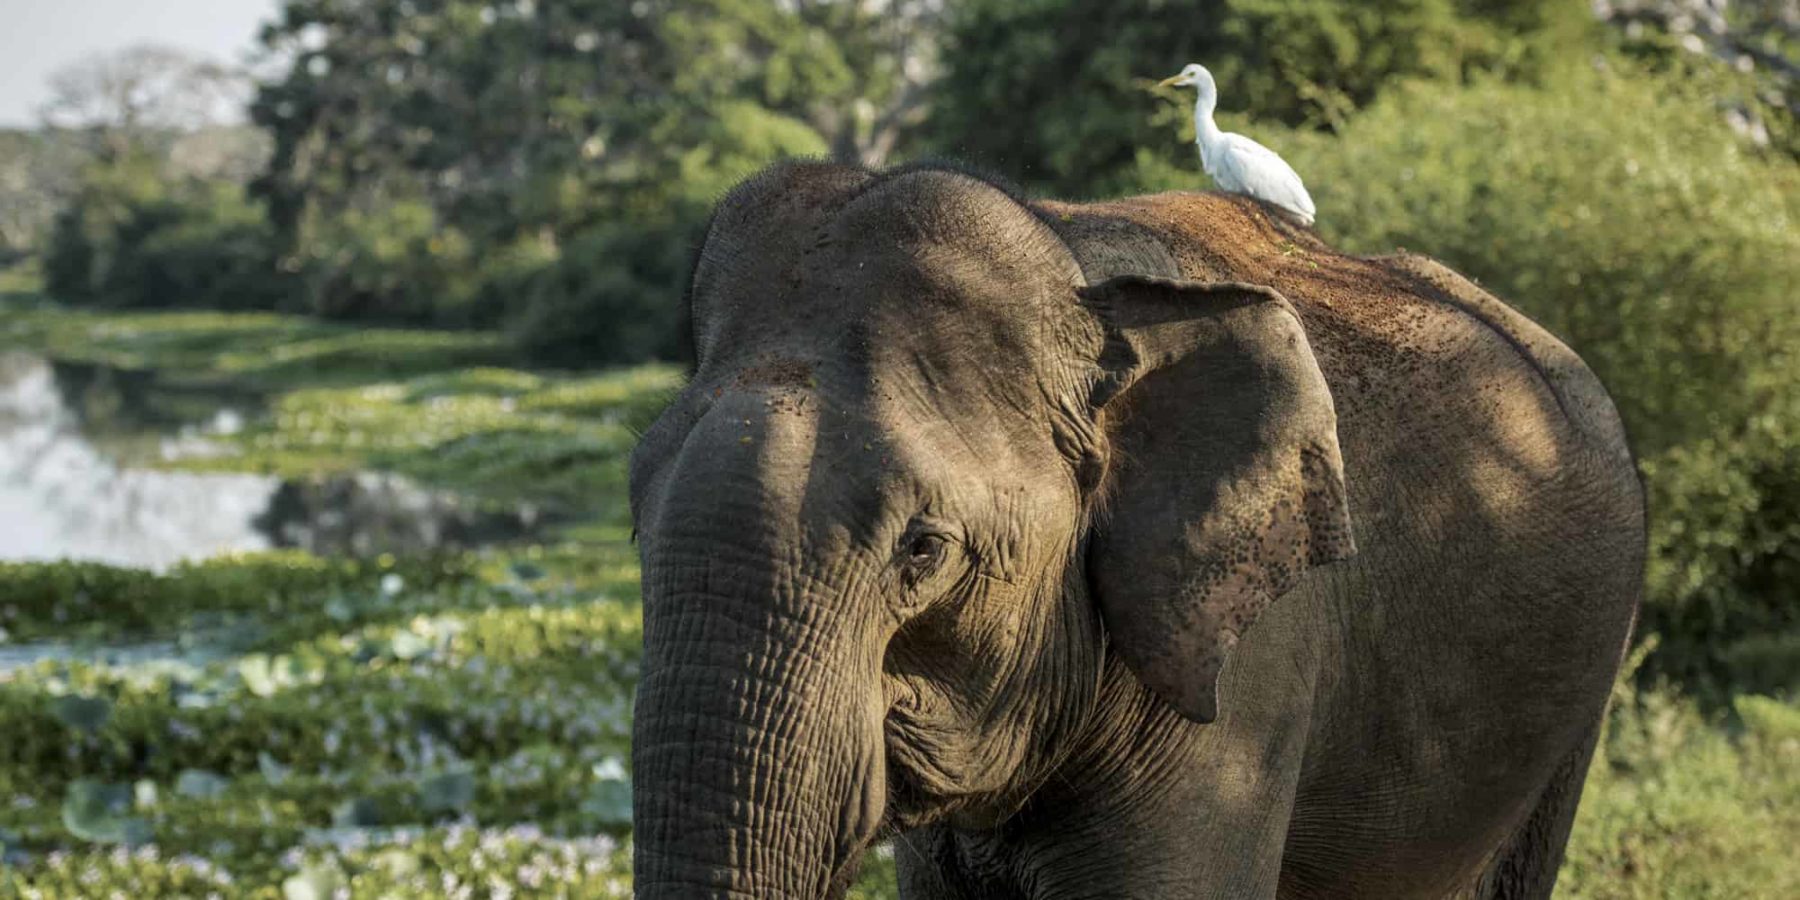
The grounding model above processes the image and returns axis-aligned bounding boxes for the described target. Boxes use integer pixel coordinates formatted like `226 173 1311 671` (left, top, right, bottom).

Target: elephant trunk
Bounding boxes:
632 575 887 899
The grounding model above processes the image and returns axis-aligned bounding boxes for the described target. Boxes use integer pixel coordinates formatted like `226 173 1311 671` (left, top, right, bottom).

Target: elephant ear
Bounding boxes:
1079 275 1356 724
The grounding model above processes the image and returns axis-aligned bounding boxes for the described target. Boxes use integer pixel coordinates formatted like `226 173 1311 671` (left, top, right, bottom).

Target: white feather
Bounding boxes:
1206 133 1315 225
1166 63 1316 226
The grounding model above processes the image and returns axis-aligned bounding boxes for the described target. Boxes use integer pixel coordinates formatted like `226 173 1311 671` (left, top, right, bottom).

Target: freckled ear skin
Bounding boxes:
1079 275 1357 723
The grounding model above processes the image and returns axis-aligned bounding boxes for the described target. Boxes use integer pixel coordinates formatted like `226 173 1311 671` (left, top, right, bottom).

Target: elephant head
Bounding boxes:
628 162 1355 897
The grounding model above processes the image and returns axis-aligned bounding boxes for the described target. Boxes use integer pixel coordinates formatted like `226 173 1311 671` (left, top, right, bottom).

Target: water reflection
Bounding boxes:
0 352 276 567
0 351 539 568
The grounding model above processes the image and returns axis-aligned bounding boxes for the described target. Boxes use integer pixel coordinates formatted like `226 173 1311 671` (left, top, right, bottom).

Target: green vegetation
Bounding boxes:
1126 69 1800 696
0 304 1792 897
1564 677 1800 899
4 0 1796 894
932 0 1593 195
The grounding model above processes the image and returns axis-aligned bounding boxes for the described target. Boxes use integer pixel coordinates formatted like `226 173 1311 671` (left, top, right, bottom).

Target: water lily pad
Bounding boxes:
331 796 383 828
0 827 22 867
50 694 112 734
258 751 292 786
510 561 547 582
582 777 632 827
176 769 229 799
373 847 422 878
237 654 278 697
418 769 476 815
592 756 627 781
62 779 151 844
281 861 343 900
389 630 433 661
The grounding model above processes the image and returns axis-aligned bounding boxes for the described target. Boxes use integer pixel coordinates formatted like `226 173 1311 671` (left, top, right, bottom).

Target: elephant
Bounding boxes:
627 160 1645 899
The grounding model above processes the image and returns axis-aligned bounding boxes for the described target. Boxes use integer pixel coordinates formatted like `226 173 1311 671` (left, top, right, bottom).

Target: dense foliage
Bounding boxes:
43 156 290 314
930 0 1593 194
0 306 1790 897
4 0 1798 893
1125 69 1800 695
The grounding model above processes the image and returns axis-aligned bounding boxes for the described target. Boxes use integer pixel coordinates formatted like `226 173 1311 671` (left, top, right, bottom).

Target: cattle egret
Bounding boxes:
1159 63 1316 226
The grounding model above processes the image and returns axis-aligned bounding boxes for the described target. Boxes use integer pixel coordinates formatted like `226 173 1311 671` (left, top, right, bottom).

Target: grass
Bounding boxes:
0 293 684 523
0 299 1792 897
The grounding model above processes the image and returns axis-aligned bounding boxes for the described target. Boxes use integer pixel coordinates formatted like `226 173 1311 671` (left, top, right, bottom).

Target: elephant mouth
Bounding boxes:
881 686 1018 831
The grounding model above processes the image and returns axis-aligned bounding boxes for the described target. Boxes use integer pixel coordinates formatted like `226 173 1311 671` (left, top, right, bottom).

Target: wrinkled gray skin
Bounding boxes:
628 161 1644 899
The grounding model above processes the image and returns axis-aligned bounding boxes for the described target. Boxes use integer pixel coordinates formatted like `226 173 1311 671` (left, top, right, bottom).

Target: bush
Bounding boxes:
931 0 1592 194
0 552 476 643
1641 397 1800 696
507 101 828 367
1561 686 1800 899
297 198 491 328
43 159 293 312
1123 68 1800 694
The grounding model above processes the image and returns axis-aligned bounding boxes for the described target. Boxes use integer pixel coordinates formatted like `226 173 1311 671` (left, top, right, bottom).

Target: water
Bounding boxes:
0 352 277 568
0 350 539 569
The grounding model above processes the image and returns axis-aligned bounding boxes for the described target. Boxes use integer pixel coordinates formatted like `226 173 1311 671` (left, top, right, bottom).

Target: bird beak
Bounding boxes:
1158 74 1184 88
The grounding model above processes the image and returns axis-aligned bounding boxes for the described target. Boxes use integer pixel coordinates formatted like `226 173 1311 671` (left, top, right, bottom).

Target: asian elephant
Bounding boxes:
627 160 1644 899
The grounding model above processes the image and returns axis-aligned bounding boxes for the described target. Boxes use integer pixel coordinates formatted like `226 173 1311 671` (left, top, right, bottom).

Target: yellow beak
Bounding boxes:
1158 74 1185 88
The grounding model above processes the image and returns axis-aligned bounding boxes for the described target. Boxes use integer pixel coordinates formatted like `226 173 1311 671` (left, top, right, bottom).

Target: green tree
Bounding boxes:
928 0 1591 194
249 0 868 358
43 155 289 312
1126 69 1800 694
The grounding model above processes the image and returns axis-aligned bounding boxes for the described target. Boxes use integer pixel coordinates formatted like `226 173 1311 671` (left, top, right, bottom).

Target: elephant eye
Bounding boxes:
901 532 948 588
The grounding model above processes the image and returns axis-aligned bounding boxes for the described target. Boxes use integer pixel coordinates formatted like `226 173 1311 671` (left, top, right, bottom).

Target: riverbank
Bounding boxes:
0 298 1791 898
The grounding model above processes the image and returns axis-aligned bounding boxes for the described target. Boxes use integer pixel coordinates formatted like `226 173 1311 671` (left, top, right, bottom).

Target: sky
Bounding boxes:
0 0 282 127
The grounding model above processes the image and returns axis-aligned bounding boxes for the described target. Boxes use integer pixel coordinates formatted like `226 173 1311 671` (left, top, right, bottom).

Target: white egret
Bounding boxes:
1159 63 1316 226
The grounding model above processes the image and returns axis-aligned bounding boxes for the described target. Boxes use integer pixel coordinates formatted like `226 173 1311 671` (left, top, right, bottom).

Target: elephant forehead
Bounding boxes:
829 169 1083 292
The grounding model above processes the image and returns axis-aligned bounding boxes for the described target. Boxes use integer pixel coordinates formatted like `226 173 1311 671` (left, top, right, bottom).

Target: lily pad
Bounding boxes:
418 769 476 815
50 694 112 734
258 750 292 786
331 796 383 829
373 847 422 878
388 630 433 661
62 779 151 845
582 777 633 828
133 779 158 809
176 769 230 799
281 861 343 900
237 654 278 697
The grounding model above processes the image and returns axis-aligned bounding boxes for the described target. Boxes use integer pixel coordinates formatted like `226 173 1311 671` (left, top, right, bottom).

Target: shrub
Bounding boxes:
0 552 476 642
930 0 1592 194
1122 68 1800 694
296 198 489 328
43 159 293 312
1561 687 1800 899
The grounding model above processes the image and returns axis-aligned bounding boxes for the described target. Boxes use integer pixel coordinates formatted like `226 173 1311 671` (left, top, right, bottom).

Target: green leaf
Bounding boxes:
175 769 229 799
62 779 151 845
582 777 633 828
331 796 383 829
50 694 112 734
259 751 292 786
373 847 422 878
132 779 158 810
418 769 476 815
389 630 434 661
281 861 343 900
238 654 278 697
